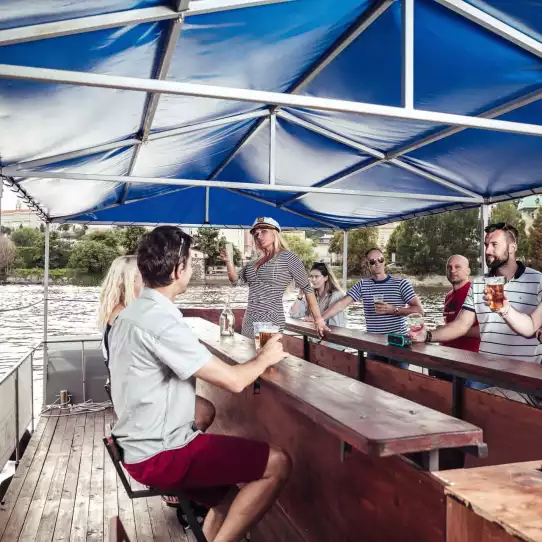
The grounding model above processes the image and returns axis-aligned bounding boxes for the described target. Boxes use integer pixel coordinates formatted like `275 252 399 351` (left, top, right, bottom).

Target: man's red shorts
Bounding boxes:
124 433 270 507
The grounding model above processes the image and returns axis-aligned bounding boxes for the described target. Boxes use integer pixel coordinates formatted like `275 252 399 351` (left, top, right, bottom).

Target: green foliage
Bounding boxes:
0 236 16 275
10 268 77 280
528 207 542 272
490 202 529 258
282 234 316 269
68 240 120 275
391 209 480 275
386 226 402 261
119 226 147 254
193 227 222 271
10 226 42 247
85 229 122 250
1 225 12 235
232 245 242 266
328 228 379 276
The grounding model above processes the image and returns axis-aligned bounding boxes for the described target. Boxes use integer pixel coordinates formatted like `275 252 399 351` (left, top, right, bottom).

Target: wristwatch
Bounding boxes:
394 307 399 315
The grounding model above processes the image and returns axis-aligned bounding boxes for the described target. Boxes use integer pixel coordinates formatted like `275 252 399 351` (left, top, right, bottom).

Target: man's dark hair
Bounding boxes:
484 222 518 246
137 226 192 287
364 247 383 258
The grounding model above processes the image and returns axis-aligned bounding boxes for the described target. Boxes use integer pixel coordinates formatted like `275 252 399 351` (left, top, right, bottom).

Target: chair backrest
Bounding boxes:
109 516 131 542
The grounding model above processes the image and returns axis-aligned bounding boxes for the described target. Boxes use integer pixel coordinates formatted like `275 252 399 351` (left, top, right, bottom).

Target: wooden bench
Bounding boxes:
435 461 542 542
285 319 542 418
185 317 486 470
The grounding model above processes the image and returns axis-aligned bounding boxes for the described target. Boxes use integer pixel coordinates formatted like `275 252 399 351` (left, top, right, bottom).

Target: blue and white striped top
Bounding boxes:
347 275 417 334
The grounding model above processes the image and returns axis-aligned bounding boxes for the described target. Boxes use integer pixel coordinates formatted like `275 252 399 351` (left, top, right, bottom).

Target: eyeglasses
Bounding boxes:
484 222 518 243
368 257 385 266
176 237 187 268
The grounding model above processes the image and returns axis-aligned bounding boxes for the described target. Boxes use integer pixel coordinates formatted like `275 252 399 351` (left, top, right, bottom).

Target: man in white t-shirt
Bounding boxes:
412 223 542 406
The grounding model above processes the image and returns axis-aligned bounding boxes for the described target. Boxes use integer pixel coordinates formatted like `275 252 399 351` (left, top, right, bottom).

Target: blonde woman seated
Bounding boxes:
289 262 345 327
98 255 142 367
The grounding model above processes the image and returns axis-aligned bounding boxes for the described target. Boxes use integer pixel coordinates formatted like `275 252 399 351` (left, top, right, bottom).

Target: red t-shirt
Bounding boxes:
441 281 480 352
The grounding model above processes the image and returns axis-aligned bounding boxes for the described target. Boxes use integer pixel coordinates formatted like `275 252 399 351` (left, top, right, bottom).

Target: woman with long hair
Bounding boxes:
289 262 346 327
98 255 142 366
221 217 328 338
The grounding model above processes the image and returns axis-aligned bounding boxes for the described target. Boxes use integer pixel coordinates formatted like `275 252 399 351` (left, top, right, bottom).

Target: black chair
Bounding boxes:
103 425 208 542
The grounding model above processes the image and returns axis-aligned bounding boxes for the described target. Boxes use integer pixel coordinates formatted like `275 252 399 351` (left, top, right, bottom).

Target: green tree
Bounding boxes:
328 228 379 276
34 231 71 269
232 245 242 266
386 225 403 261
490 201 529 258
119 226 147 254
0 236 16 277
193 227 222 271
68 240 119 275
72 225 88 239
0 225 12 235
528 207 542 271
283 234 317 269
393 209 480 275
85 229 122 250
10 226 42 247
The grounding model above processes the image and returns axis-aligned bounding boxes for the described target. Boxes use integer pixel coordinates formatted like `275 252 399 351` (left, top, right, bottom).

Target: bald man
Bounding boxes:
430 255 484 389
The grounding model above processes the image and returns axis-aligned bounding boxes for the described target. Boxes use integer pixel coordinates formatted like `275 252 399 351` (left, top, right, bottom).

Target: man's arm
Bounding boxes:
502 303 542 338
321 295 354 322
377 295 424 316
429 309 476 343
194 335 287 393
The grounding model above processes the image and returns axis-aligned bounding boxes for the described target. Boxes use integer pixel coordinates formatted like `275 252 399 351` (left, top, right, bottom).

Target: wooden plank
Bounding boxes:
86 411 105 541
437 461 542 542
161 501 188 542
186 318 483 457
52 414 87 541
103 408 119 542
285 319 542 394
180 308 244 333
36 414 79 542
131 479 155 542
446 497 518 542
0 416 58 541
18 415 68 541
116 470 137 541
146 497 173 542
69 413 96 541
0 415 51 540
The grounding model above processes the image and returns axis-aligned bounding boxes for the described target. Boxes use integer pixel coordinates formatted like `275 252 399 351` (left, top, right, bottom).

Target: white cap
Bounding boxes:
249 216 281 234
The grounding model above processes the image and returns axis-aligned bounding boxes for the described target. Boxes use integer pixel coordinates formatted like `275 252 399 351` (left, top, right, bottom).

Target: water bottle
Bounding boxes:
219 297 235 336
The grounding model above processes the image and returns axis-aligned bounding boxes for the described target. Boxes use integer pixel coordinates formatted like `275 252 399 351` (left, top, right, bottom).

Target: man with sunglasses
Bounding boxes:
412 223 542 407
321 248 423 368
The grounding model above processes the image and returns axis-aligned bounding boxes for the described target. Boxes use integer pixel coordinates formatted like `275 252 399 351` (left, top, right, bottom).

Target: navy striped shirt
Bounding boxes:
347 275 417 334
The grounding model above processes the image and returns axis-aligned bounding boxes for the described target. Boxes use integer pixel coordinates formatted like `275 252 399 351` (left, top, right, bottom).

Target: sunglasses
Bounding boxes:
368 257 385 266
484 222 518 243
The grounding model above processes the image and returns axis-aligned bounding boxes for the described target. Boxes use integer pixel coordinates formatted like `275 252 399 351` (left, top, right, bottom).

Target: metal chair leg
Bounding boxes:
177 498 208 542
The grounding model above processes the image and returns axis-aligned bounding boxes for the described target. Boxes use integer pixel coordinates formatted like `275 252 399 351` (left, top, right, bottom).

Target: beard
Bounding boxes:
486 249 509 269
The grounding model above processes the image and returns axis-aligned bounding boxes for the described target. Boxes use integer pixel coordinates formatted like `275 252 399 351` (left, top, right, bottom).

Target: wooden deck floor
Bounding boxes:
0 409 191 542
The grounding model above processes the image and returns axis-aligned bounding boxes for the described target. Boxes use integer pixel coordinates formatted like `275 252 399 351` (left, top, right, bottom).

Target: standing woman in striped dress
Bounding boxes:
220 217 328 339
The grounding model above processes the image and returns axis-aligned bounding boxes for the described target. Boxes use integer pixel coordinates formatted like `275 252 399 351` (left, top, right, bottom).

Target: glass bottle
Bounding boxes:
219 297 235 336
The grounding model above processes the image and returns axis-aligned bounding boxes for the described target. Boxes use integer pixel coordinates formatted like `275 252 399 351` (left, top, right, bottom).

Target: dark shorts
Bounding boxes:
124 434 270 507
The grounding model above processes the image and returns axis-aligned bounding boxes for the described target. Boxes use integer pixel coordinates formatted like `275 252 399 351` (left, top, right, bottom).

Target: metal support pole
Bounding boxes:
342 230 348 290
82 340 86 402
14 368 20 467
42 222 50 407
30 351 35 433
269 109 276 185
357 351 366 382
303 335 310 362
205 187 210 224
480 203 489 274
402 0 414 109
0 179 3 233
452 376 466 419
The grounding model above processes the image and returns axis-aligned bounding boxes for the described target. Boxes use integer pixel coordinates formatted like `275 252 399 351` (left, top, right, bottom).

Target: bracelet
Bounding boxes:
315 318 325 324
424 330 433 343
499 304 511 318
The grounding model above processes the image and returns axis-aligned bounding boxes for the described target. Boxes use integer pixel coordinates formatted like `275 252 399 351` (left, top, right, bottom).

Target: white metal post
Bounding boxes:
402 0 414 109
0 179 3 234
205 187 210 223
42 222 50 407
480 203 489 274
343 230 348 290
269 109 276 185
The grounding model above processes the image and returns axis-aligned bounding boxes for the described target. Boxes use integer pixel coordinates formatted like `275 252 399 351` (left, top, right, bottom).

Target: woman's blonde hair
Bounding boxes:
253 229 289 256
98 255 139 329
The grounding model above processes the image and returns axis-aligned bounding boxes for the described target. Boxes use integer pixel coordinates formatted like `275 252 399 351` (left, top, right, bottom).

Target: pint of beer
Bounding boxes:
253 322 280 349
485 276 506 311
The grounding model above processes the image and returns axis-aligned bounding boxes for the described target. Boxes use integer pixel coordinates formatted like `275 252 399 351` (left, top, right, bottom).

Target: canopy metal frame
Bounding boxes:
0 0 541 232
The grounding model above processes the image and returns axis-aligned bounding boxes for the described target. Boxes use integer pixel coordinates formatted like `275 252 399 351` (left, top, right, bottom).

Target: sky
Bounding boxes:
1 184 19 210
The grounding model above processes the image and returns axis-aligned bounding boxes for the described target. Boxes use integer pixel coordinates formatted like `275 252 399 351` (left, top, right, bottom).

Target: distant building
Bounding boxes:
314 233 334 263
377 223 398 252
518 196 542 229
0 209 42 230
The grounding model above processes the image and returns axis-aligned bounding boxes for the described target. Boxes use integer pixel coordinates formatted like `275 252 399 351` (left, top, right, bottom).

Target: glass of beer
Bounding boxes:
373 294 384 308
485 276 506 311
253 322 280 349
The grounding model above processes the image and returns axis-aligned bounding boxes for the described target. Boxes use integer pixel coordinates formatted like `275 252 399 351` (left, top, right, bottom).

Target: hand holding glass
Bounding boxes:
406 313 425 336
253 322 280 350
484 277 505 311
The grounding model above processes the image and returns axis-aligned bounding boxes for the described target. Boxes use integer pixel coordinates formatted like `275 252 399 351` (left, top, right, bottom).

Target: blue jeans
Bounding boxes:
367 353 409 370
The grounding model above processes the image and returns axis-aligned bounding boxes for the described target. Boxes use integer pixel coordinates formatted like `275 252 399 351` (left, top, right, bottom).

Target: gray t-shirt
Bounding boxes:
109 287 212 464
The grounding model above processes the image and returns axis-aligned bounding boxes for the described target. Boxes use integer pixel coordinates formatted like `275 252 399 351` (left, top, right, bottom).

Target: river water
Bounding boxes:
0 283 448 374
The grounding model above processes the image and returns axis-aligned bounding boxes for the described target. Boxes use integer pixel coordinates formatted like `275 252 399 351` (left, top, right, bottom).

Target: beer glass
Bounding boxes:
485 276 506 311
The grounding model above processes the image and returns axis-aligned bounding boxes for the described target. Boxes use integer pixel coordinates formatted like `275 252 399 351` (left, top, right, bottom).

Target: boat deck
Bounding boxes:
0 409 192 542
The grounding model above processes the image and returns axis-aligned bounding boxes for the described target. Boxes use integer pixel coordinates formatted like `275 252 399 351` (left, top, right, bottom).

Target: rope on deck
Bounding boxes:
40 399 112 417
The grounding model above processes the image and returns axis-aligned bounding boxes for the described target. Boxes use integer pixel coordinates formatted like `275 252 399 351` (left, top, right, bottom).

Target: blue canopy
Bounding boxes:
0 0 541 229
